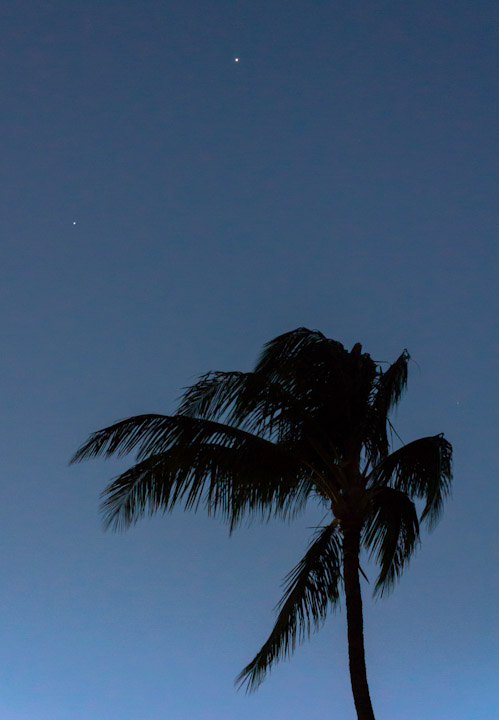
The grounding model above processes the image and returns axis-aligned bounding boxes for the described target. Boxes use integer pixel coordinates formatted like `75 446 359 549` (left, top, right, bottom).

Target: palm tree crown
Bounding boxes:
72 328 452 718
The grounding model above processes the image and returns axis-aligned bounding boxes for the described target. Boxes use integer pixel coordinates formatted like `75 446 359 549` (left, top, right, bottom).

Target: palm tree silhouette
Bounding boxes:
72 328 452 720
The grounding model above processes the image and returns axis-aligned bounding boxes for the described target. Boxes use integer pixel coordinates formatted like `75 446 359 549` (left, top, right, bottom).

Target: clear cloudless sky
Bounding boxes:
0 1 497 718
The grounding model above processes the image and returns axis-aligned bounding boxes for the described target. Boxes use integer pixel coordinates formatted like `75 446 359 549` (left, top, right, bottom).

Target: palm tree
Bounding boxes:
71 328 452 720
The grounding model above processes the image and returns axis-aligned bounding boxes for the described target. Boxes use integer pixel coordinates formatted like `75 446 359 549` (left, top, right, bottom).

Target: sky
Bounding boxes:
0 1 497 718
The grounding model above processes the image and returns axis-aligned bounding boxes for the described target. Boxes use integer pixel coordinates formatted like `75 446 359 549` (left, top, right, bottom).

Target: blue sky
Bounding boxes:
0 1 497 718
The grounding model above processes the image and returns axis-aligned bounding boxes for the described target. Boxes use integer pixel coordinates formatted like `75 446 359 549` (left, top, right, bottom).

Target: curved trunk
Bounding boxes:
343 527 376 720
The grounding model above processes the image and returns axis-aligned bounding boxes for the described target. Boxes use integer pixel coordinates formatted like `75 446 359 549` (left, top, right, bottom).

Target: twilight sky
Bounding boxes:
1 1 497 718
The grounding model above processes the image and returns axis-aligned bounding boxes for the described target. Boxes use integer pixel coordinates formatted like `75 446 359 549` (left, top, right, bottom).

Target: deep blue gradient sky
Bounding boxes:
1 1 497 718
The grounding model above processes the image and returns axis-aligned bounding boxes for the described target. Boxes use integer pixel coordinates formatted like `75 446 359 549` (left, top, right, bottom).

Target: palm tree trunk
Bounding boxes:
343 527 376 720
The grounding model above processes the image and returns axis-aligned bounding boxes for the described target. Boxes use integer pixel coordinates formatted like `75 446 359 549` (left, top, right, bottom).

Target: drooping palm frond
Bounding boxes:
72 414 317 531
71 413 283 463
236 521 342 693
100 443 314 532
363 487 420 596
370 434 453 529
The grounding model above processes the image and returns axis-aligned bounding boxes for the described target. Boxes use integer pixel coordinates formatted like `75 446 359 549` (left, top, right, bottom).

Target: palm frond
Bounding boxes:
363 487 420 597
370 434 453 529
79 417 316 531
71 413 285 464
235 521 342 693
364 350 410 462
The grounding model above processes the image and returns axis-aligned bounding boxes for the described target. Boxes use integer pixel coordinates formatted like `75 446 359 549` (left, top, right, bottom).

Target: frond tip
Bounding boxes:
70 414 169 463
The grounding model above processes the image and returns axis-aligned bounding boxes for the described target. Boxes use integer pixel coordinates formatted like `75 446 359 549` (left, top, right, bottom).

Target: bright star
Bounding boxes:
234 57 239 62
